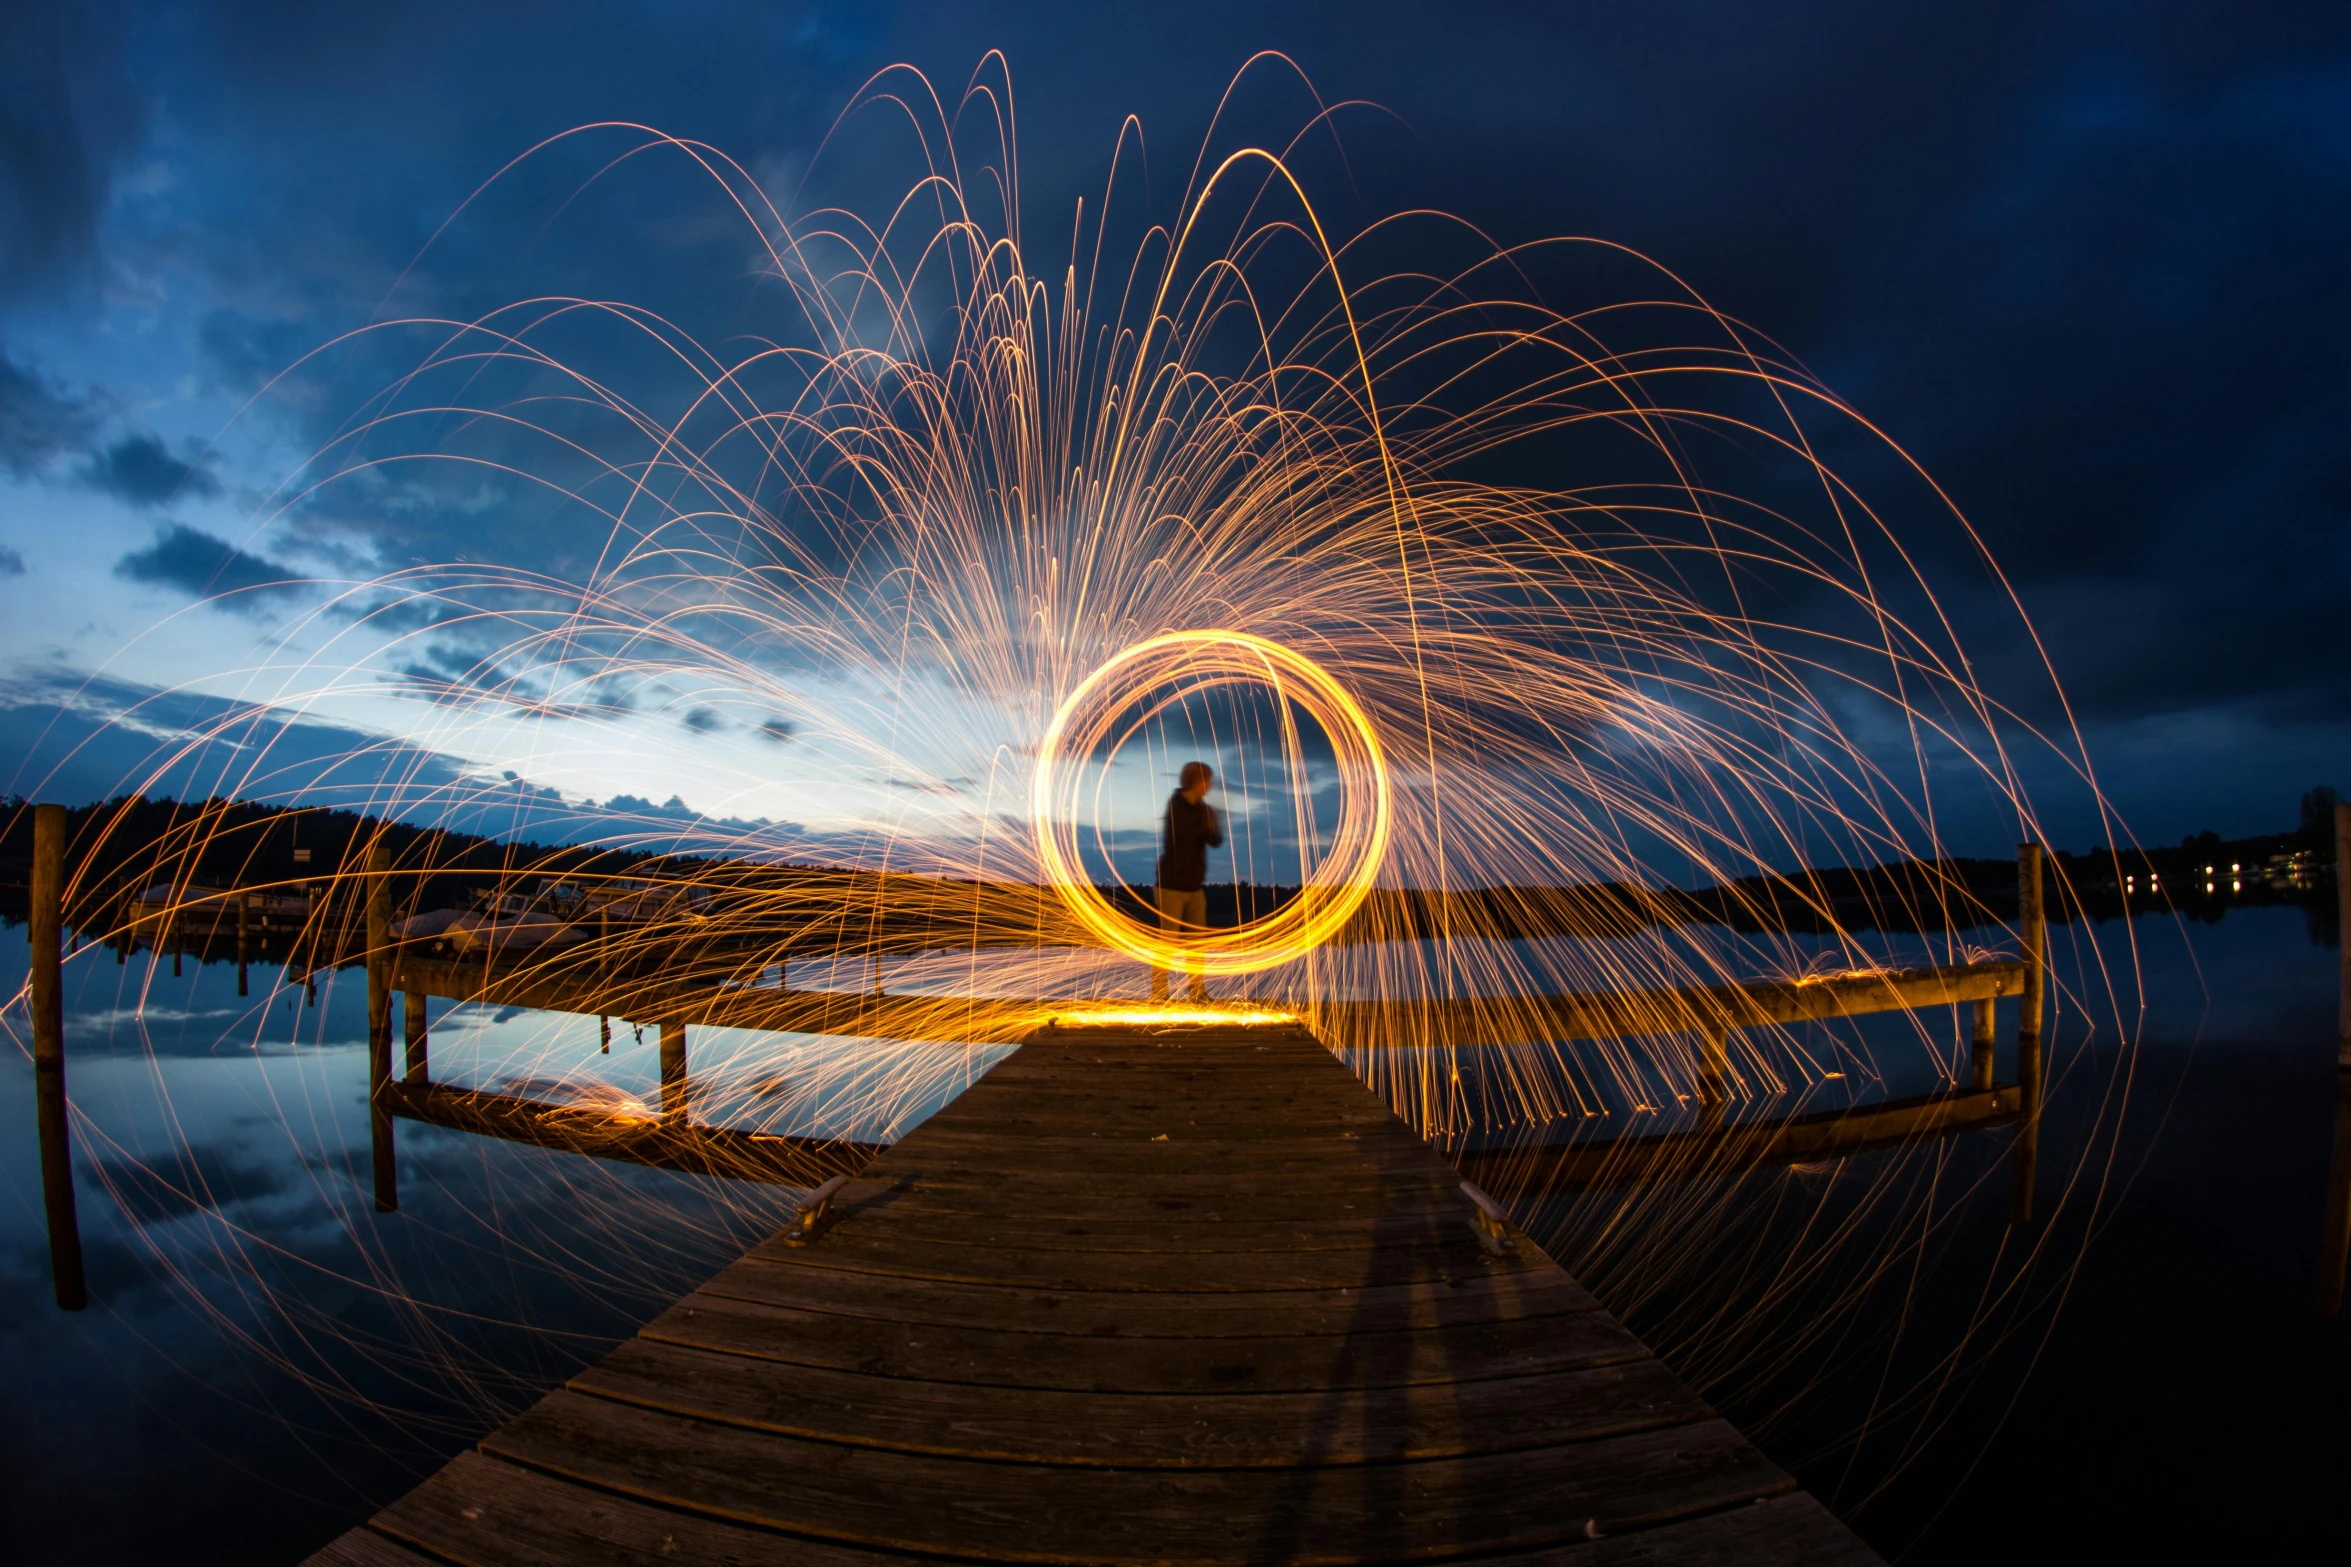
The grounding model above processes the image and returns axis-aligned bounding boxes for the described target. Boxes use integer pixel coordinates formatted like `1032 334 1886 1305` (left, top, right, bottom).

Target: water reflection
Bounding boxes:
0 897 2342 1563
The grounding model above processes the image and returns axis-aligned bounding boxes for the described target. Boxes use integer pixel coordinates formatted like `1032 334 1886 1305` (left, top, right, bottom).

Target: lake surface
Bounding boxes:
1 904 2344 1563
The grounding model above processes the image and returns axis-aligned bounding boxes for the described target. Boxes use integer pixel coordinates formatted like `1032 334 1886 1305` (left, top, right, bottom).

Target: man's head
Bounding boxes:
1178 760 1213 802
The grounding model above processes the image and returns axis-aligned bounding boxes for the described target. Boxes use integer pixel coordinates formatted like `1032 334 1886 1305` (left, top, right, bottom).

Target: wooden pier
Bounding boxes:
306 1022 1880 1567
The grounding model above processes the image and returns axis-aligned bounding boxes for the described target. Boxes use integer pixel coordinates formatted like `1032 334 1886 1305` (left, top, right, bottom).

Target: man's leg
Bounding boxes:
1180 888 1209 1002
1151 885 1175 1001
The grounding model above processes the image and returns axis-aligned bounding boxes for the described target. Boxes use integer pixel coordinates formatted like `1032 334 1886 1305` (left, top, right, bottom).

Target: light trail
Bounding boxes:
8 55 2151 1517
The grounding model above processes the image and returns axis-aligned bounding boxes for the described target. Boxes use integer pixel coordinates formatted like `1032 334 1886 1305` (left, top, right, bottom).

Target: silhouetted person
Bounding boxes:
1152 760 1223 1002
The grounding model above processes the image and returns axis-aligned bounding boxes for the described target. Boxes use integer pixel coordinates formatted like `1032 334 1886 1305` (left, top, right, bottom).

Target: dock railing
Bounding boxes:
21 821 2061 1305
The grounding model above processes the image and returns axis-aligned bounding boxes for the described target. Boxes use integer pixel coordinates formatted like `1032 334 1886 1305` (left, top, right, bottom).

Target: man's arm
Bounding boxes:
1202 801 1224 849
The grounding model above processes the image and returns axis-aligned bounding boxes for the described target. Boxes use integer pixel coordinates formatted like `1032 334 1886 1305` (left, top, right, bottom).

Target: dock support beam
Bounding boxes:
30 805 86 1311
661 1021 689 1122
2010 841 2045 1225
1970 997 1997 1091
366 842 397 1212
237 891 250 997
1697 1024 1729 1102
2316 803 2351 1318
404 990 429 1084
2340 801 2351 1073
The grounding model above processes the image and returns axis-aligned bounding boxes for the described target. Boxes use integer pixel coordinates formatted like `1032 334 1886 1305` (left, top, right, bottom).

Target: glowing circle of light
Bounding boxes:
1031 630 1391 977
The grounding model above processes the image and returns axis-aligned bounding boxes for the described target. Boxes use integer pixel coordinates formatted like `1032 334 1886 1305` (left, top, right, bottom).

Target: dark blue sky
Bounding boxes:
2 0 2346 849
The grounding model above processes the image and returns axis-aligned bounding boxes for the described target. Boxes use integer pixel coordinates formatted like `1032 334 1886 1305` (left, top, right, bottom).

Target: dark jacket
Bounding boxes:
1157 792 1224 892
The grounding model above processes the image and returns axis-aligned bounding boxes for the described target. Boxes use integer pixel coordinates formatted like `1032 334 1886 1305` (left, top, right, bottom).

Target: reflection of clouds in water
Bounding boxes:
69 1004 246 1031
87 1139 294 1226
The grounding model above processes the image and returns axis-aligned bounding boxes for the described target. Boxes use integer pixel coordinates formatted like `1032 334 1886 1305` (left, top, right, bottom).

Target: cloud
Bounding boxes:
0 662 479 813
0 546 23 576
0 6 146 300
681 706 723 734
758 716 796 743
88 1141 292 1226
112 523 307 609
598 791 792 836
887 776 973 795
79 434 223 506
0 349 96 476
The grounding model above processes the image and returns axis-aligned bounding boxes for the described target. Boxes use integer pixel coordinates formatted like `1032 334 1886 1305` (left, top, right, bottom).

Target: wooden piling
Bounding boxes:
1970 997 1997 1091
237 890 250 997
1698 1024 1729 1101
2338 803 2351 1072
404 990 429 1084
30 805 87 1311
660 1021 689 1122
2319 1071 2351 1319
2011 841 2045 1225
366 842 397 1212
2318 803 2351 1317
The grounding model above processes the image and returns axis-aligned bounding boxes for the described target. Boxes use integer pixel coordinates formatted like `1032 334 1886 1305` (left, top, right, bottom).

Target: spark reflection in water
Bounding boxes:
10 54 2150 1527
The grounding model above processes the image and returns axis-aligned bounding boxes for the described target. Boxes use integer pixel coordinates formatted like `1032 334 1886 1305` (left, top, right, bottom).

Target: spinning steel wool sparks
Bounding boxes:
12 56 2145 1509
1033 630 1391 978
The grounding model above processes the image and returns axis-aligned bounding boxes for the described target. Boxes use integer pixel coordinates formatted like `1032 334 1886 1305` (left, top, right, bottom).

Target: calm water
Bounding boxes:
0 906 2344 1563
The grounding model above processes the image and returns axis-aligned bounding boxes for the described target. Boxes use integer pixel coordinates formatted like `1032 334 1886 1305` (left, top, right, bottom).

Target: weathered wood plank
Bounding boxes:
916 1099 1411 1133
301 1529 447 1567
391 955 1048 1042
794 1200 1474 1253
740 1224 1515 1290
573 1336 1708 1465
1458 1085 2022 1196
638 1289 1645 1393
380 1079 873 1185
1319 960 2023 1049
846 1162 1470 1201
314 1018 1881 1567
812 1173 1479 1225
364 1450 918 1567
858 1145 1462 1185
482 1391 1796 1564
1484 1494 1887 1565
695 1251 1599 1330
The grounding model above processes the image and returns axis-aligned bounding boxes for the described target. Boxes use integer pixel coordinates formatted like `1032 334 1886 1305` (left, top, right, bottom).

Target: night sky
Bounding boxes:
3 0 2346 852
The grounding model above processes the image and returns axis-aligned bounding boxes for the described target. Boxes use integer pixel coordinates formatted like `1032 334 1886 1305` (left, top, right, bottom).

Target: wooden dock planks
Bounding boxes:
303 1023 1885 1566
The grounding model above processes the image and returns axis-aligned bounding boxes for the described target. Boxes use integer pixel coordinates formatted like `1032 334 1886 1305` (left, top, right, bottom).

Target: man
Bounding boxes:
1151 760 1224 1003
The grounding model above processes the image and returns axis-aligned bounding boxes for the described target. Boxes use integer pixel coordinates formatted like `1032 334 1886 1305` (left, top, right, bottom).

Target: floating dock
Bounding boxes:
305 1022 1881 1566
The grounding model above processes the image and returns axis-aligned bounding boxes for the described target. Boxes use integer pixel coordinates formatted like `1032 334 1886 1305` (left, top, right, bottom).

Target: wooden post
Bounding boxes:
1697 1024 1729 1102
2338 803 2351 1072
660 1021 689 1122
1970 997 1997 1091
600 1014 611 1055
2318 1070 2351 1319
2319 802 2351 1316
30 805 87 1311
2011 841 2046 1225
237 891 250 997
366 842 397 1212
403 990 428 1084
